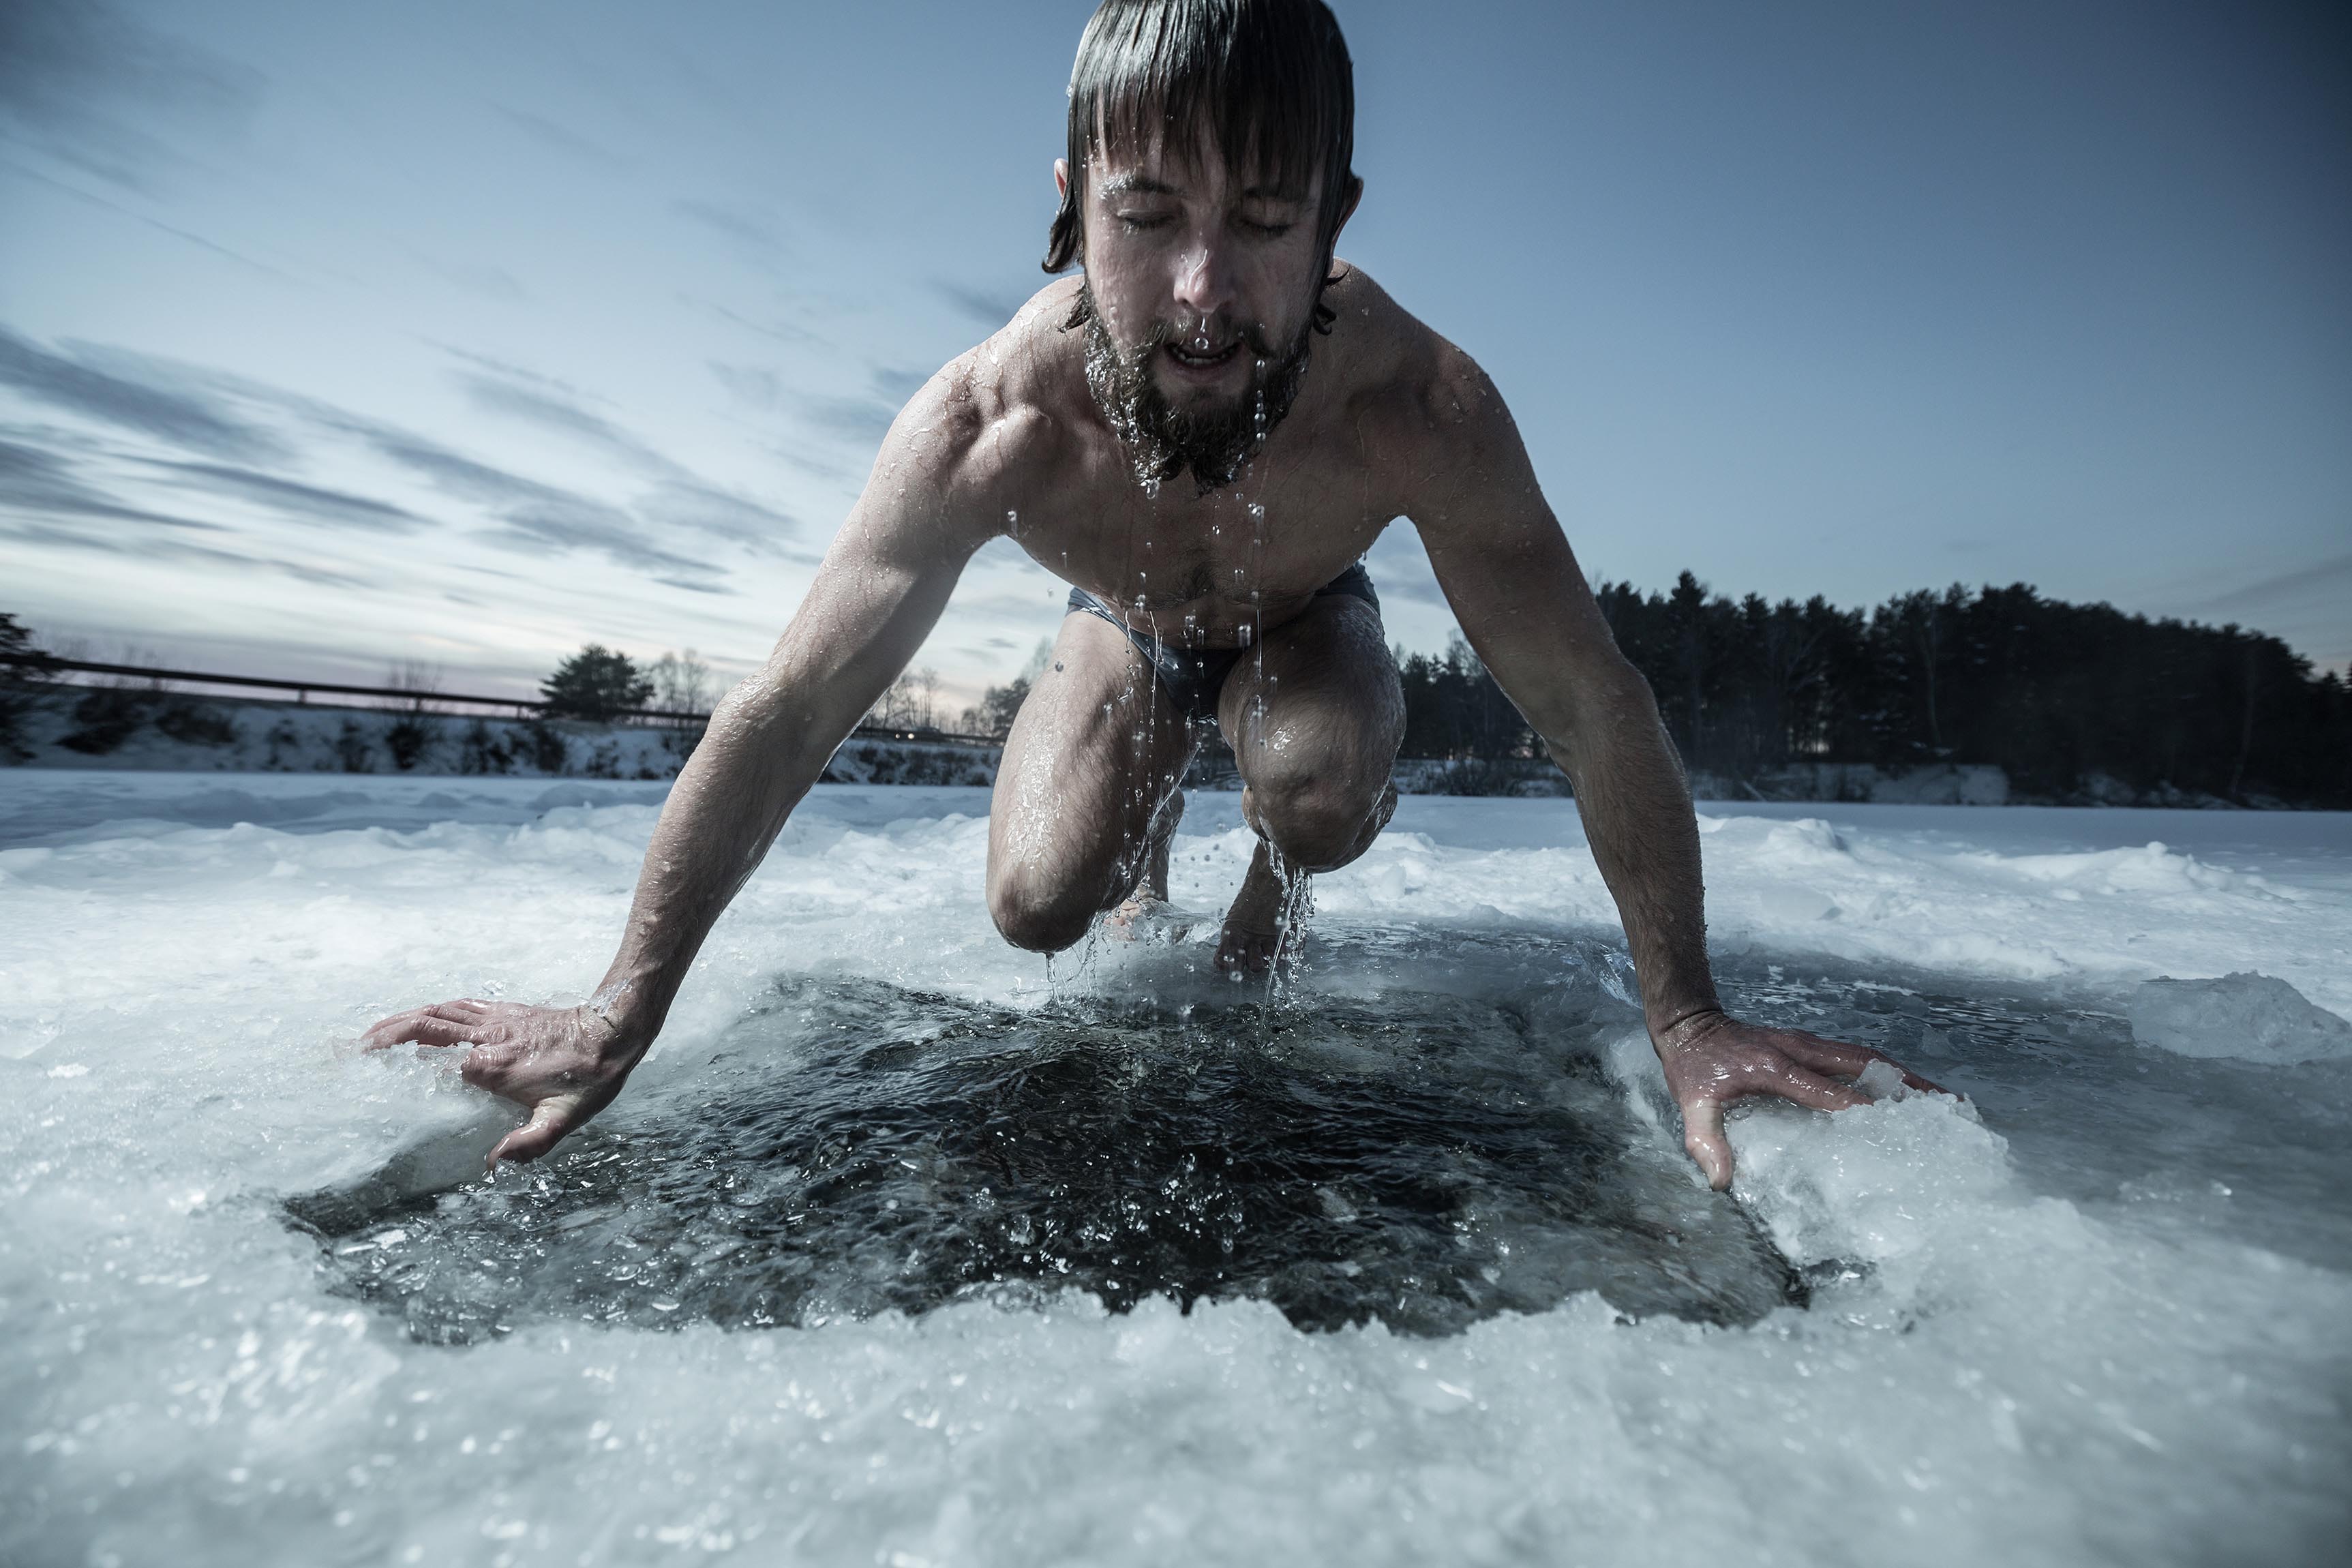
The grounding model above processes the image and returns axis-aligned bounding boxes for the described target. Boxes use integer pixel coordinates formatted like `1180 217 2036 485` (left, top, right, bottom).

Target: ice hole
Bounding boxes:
288 974 1806 1343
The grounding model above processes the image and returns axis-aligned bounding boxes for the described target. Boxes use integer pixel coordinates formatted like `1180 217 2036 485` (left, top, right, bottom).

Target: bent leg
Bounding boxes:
1213 594 1405 970
986 612 1196 953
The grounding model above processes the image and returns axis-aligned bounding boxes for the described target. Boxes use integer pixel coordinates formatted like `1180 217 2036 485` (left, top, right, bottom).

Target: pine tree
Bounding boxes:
539 644 653 722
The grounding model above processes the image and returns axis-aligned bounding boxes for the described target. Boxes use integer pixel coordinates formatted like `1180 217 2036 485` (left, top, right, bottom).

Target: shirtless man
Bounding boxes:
367 0 1935 1189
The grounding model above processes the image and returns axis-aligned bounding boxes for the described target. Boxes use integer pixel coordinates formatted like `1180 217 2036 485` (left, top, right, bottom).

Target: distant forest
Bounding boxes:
8 582 2345 806
1398 575 2349 809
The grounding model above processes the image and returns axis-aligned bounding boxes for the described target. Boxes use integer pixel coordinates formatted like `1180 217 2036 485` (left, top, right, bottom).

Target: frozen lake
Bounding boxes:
3 772 2348 1566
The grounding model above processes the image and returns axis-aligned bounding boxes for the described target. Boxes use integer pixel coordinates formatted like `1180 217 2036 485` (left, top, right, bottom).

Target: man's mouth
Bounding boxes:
1164 338 1242 371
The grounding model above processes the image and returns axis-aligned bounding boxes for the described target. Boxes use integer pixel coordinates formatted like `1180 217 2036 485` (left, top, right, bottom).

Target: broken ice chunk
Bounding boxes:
2128 973 2352 1066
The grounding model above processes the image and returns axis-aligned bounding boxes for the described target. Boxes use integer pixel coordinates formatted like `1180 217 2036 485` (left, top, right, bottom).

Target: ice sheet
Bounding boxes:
2 772 2348 1566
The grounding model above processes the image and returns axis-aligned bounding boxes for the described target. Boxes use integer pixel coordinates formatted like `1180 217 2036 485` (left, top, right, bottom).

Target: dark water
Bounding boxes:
290 959 1807 1342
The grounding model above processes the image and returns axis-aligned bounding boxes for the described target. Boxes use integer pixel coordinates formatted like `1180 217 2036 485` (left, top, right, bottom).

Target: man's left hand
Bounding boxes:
1653 1010 1948 1190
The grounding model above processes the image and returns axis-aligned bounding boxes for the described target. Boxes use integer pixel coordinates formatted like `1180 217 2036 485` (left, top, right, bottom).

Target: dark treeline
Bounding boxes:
1396 575 2350 807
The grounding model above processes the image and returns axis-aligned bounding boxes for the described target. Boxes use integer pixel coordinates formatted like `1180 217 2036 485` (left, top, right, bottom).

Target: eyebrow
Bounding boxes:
1094 172 1309 205
1096 172 1183 198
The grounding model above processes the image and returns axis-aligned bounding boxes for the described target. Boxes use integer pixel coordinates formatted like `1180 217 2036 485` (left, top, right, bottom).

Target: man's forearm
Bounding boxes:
586 678 841 1049
1548 668 1723 1037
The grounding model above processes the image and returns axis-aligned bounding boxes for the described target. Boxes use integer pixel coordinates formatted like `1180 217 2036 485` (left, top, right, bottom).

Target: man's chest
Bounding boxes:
1017 436 1401 613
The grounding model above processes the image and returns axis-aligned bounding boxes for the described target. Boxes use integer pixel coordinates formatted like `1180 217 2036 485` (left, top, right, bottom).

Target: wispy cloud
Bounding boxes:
140 457 430 534
8 516 367 588
1363 526 1450 608
342 421 724 579
871 366 931 406
932 280 1031 332
672 197 791 271
0 327 283 462
0 156 297 281
0 319 828 638
709 361 781 411
0 0 261 193
0 434 225 530
453 359 803 554
680 295 823 349
639 479 804 558
0 439 366 590
2182 554 2352 620
489 105 624 170
459 371 687 478
423 258 529 303
798 393 897 444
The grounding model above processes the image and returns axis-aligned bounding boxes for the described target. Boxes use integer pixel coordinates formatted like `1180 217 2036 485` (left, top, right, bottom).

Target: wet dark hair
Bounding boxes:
1043 0 1358 327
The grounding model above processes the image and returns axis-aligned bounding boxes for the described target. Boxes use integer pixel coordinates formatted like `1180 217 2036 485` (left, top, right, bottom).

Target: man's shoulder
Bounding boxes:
859 280 1085 522
904 277 1089 480
1319 265 1494 436
1317 268 1532 524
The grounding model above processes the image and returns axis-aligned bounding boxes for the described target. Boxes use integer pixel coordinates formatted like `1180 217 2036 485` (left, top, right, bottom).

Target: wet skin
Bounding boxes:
366 136 1940 1186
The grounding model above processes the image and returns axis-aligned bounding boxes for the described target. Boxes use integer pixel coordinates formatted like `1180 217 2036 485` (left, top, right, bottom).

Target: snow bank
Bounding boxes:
8 688 698 779
1 774 2348 1565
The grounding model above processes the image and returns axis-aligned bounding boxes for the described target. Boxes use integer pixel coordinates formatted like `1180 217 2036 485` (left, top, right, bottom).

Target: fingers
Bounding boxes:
488 1100 574 1167
412 1016 495 1049
1774 1030 1953 1099
361 1007 431 1050
362 1006 456 1050
365 1014 482 1051
1678 1061 1858 1190
1680 1096 1734 1191
1763 1063 1868 1113
1768 1029 1883 1078
361 1000 502 1052
1889 1057 1952 1096
1667 1016 1970 1191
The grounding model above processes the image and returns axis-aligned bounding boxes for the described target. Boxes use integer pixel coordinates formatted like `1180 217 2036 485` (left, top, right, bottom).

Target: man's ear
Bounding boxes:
1055 157 1071 200
1332 175 1364 239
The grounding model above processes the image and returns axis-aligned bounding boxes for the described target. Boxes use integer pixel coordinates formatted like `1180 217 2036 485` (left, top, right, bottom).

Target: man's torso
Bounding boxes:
941 266 1460 650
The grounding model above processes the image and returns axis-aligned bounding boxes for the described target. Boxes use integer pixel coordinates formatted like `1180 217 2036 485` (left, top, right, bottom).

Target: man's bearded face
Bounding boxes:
1079 283 1314 496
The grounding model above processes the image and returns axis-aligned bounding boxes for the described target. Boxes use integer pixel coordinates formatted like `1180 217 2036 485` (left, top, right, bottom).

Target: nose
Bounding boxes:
1171 232 1237 327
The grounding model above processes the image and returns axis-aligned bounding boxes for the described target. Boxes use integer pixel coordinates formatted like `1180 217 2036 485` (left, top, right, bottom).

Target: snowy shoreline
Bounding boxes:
9 687 2320 809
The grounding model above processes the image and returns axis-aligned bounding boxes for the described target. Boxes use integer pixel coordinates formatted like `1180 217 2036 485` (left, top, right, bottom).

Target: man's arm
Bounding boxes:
1402 350 1939 1189
363 368 1006 1164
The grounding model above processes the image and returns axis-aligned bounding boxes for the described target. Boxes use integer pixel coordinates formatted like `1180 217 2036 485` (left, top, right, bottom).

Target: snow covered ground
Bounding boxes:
2 771 2347 1566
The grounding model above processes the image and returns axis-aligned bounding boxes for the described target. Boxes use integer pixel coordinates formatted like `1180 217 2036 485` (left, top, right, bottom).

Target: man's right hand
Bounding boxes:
361 999 645 1167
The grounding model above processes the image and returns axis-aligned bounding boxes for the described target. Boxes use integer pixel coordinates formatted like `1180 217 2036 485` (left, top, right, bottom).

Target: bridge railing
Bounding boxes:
0 652 1004 749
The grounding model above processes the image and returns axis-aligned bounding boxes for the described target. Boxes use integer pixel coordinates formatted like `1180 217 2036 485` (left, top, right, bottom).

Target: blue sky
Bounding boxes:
3 0 2345 708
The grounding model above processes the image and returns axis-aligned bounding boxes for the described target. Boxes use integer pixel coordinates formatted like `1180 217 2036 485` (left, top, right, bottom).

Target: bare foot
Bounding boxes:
1103 894 1196 944
1213 841 1297 977
1103 791 1190 943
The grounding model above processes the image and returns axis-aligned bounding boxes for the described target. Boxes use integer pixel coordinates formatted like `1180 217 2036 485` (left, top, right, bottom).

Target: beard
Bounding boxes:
1075 282 1314 496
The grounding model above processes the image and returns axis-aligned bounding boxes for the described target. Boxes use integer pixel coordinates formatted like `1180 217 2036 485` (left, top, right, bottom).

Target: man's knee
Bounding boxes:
1246 768 1396 871
986 868 1097 953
